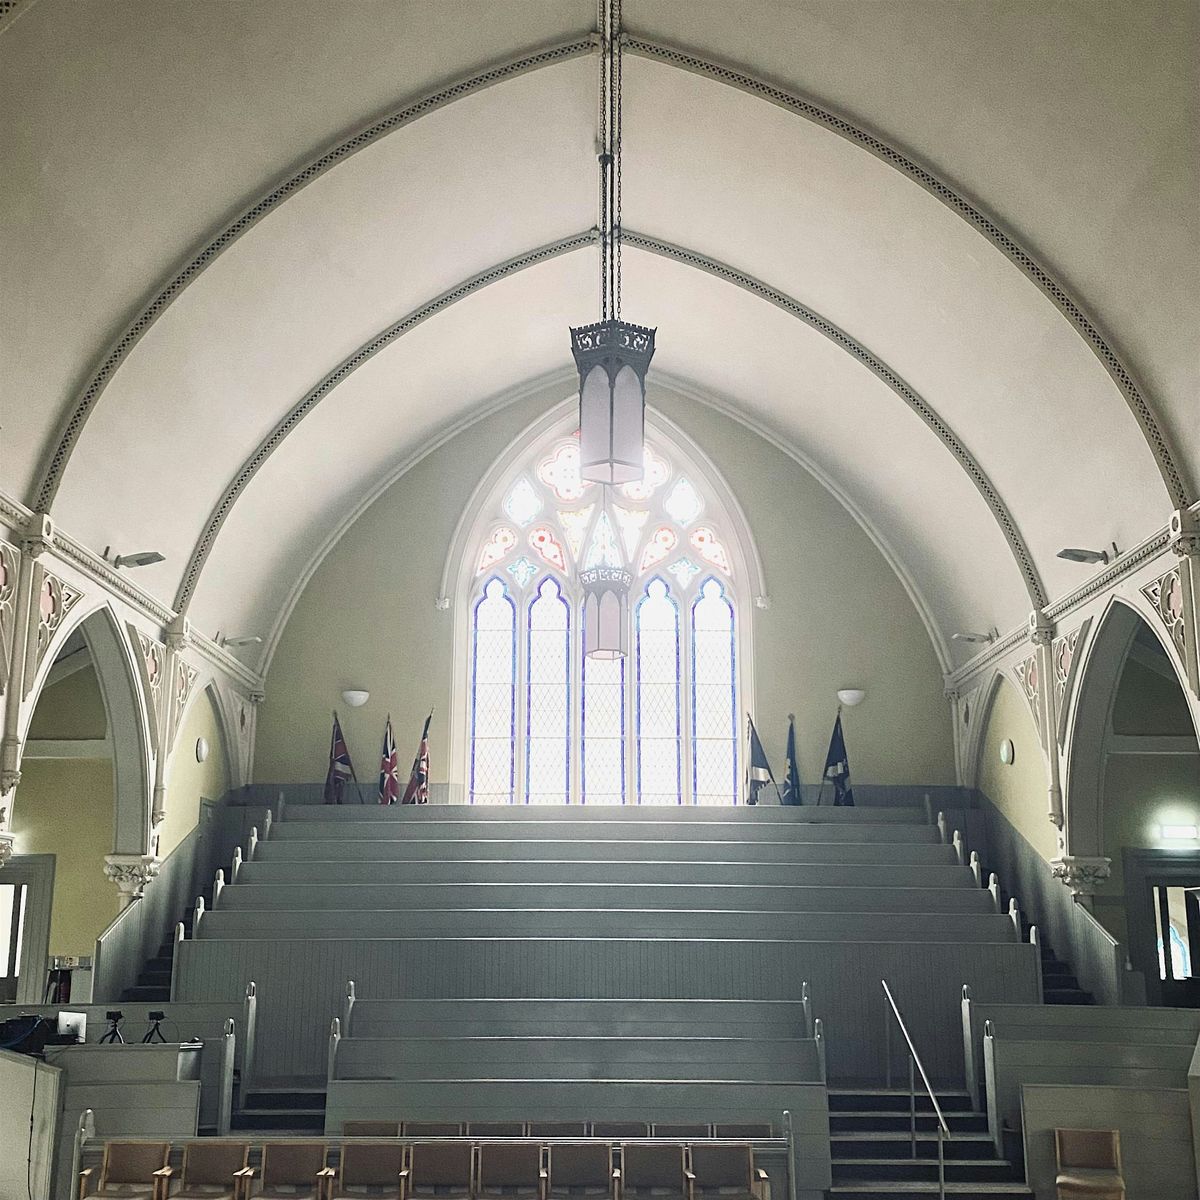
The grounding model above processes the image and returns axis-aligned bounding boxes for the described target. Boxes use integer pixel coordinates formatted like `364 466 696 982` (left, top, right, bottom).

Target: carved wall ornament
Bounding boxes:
0 541 17 695
128 623 167 753
1013 651 1041 721
1049 854 1112 898
1052 616 1092 747
167 656 199 752
0 832 12 870
1142 566 1187 659
23 567 83 697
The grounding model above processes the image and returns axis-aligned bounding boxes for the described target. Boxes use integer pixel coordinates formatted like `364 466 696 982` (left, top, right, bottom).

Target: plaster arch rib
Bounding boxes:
30 37 1189 520
174 235 1045 625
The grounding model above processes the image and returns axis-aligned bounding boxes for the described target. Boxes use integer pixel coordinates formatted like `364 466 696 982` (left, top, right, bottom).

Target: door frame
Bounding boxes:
1123 846 1200 1005
2 854 56 1004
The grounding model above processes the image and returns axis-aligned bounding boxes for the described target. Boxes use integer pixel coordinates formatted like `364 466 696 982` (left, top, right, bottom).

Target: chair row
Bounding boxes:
81 1137 770 1200
344 1120 774 1138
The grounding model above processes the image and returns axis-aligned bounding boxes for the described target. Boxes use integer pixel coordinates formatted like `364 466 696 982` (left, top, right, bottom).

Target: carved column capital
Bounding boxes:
1050 854 1111 897
103 853 160 906
19 513 55 560
0 831 13 870
1028 610 1055 646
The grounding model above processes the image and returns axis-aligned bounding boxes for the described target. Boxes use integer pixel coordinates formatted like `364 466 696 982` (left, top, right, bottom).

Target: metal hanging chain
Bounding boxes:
595 0 623 322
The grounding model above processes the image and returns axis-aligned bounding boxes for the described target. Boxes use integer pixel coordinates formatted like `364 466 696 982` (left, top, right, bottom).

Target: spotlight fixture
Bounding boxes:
103 546 165 569
1056 543 1117 565
951 629 999 644
218 633 263 648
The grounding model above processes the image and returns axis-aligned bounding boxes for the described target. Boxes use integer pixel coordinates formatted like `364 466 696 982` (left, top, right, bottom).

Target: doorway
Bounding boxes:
1125 849 1200 1007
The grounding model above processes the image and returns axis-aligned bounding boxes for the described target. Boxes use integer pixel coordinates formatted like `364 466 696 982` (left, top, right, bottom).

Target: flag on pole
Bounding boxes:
378 715 400 805
821 710 855 806
401 709 433 805
746 714 782 806
323 711 358 805
780 713 803 805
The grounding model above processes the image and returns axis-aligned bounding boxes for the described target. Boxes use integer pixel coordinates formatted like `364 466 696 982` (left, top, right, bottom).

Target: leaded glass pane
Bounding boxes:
559 505 595 563
582 636 625 804
638 526 677 574
538 441 590 502
613 505 649 560
526 577 570 803
691 578 737 804
477 527 517 574
620 444 671 501
584 510 623 569
636 578 681 804
690 526 732 574
663 477 703 526
470 578 515 803
529 525 568 573
504 477 543 526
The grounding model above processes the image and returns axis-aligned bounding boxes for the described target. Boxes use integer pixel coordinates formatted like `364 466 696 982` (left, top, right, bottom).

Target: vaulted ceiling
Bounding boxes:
3 0 1196 674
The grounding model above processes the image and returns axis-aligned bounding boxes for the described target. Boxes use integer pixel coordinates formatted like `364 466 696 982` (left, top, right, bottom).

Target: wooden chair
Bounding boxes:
1055 1129 1126 1199
329 1141 407 1199
652 1125 710 1139
79 1141 170 1200
469 1122 527 1137
617 1145 687 1200
404 1141 475 1200
712 1125 771 1140
250 1142 332 1199
167 1142 252 1199
545 1144 615 1199
592 1123 648 1139
686 1145 768 1200
528 1123 588 1138
478 1143 547 1200
345 1120 402 1137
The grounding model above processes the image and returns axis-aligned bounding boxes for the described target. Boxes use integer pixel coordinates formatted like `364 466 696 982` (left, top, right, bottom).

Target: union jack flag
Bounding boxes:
378 715 400 805
401 710 433 805
323 711 358 804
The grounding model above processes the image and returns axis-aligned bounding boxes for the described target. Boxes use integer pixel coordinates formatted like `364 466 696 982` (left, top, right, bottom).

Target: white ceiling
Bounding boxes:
2 0 1195 676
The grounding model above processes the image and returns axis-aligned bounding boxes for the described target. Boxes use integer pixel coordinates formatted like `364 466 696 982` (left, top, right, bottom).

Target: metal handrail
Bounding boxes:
882 979 949 1199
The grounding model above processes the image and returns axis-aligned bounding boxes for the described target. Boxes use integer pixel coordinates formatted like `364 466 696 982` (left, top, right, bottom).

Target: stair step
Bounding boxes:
244 1091 326 1110
832 1135 994 1159
829 1090 972 1113
830 1186 1032 1198
834 1159 1022 1182
120 986 171 1001
231 1111 326 1132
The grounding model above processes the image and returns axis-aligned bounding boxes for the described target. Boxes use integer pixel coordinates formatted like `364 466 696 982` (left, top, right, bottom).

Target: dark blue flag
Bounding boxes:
780 713 802 805
746 714 781 805
822 712 855 806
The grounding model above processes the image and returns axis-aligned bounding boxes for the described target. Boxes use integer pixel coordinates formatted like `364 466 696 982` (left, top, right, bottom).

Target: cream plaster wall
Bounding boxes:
158 689 231 859
976 675 1057 861
255 388 955 791
11 759 118 957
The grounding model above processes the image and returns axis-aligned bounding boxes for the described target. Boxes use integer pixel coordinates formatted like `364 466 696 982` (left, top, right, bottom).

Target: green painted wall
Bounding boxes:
977 675 1057 861
158 690 231 859
255 388 955 792
27 663 107 740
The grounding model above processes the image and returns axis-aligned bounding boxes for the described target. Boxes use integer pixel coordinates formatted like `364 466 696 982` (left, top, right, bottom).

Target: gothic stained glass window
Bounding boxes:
526 577 570 803
470 578 516 803
636 578 682 804
691 578 737 805
466 426 747 805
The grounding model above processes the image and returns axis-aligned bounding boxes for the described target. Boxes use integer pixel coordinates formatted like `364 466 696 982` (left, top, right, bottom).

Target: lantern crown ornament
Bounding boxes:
571 0 655 488
580 486 634 660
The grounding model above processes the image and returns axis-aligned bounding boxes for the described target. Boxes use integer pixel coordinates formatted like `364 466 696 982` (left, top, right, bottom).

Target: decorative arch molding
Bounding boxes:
17 602 155 858
963 668 1013 790
175 233 1042 627
31 35 1189 522
1060 595 1198 863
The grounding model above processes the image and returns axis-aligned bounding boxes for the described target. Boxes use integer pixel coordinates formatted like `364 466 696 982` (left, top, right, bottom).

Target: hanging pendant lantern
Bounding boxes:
572 320 655 484
569 0 655 486
580 485 633 659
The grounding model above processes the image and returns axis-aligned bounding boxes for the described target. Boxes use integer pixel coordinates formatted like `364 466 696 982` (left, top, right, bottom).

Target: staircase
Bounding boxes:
232 1085 327 1134
828 1089 1032 1198
119 881 214 1003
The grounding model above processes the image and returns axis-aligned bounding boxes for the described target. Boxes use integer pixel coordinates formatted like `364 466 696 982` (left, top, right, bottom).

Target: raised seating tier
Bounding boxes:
198 908 1016 942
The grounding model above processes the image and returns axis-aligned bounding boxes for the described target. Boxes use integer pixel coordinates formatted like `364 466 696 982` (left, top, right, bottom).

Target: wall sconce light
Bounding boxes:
837 688 866 707
1160 824 1199 840
218 633 263 648
103 546 166 569
195 737 209 763
341 689 369 708
1056 543 1117 565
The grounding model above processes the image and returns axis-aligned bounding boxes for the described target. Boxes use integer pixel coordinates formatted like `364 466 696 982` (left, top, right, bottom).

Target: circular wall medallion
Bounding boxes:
999 738 1015 765
195 736 209 763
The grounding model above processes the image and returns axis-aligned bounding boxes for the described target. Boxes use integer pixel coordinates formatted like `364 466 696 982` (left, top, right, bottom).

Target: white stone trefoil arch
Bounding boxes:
30 35 1192 520
172 233 1045 628
442 399 764 803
